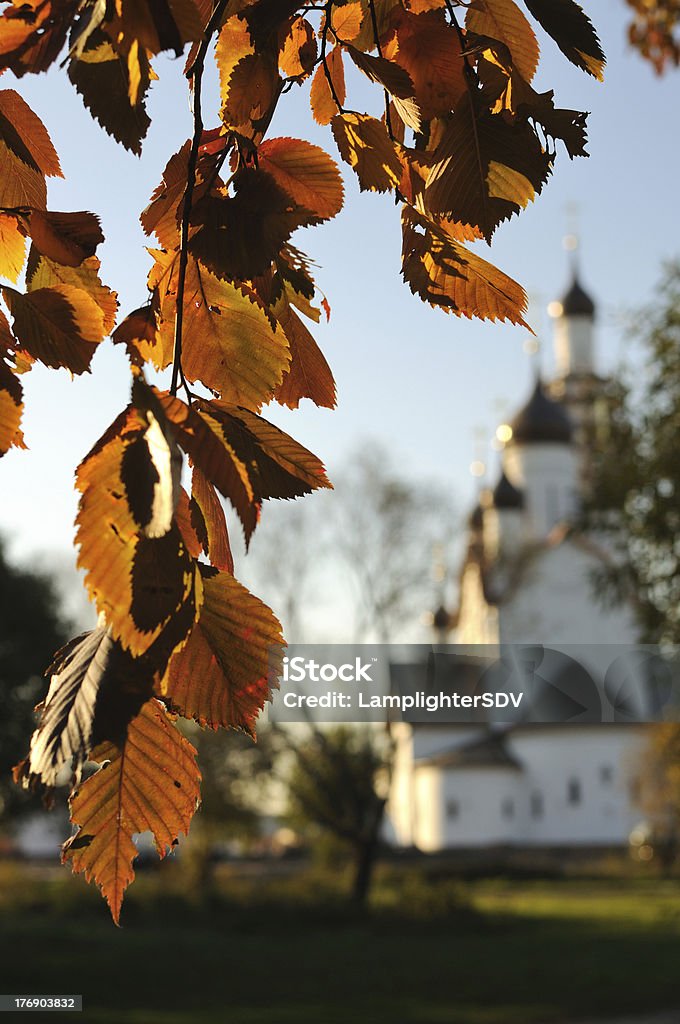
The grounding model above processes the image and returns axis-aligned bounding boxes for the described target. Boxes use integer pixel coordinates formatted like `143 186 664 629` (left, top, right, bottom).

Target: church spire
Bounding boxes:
551 237 596 378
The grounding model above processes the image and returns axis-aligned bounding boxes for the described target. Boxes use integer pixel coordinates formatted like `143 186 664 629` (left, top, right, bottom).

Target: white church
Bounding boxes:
388 264 657 854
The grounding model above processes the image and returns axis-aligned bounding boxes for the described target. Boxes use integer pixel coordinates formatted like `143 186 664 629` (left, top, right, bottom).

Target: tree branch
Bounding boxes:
170 0 230 398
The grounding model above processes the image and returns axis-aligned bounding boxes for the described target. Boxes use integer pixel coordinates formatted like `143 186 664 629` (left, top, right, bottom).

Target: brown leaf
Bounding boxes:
20 210 104 268
424 90 552 240
2 284 106 373
257 137 344 223
330 1 364 41
111 303 168 368
522 0 605 79
310 45 345 125
331 112 402 193
63 698 201 924
401 206 530 327
391 9 466 120
68 33 151 154
163 566 283 734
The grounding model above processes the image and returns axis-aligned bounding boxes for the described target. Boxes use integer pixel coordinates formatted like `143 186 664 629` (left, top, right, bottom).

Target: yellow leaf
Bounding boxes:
0 214 27 283
258 137 344 222
467 0 540 83
331 112 402 193
153 253 290 410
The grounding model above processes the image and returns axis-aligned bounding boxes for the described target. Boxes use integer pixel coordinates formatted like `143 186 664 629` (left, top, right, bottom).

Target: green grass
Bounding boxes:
0 862 679 1023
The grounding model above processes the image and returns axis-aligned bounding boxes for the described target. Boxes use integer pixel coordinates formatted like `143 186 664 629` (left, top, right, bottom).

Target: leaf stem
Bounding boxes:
367 0 393 140
170 0 230 399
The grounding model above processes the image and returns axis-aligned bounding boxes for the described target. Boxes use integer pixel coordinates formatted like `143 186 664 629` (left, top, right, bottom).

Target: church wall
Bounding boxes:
506 726 646 845
503 444 579 537
498 543 638 645
423 767 523 850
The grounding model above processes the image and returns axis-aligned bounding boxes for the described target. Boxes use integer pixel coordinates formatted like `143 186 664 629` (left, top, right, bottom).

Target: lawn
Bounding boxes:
0 861 678 1023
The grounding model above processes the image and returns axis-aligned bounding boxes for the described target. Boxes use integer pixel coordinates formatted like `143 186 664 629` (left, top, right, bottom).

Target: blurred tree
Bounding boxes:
283 725 391 904
633 723 680 869
246 442 455 643
0 539 68 823
585 261 680 647
624 0 680 73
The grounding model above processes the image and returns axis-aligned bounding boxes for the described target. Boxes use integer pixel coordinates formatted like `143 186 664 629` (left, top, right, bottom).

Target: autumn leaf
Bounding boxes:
111 303 167 368
330 1 364 41
16 626 168 793
19 210 104 268
310 45 345 125
424 91 552 240
191 466 234 573
467 0 540 83
278 16 317 77
115 0 204 56
68 33 151 154
272 295 337 410
75 389 202 657
163 565 283 734
402 207 530 327
0 347 24 456
26 250 118 334
2 284 106 373
0 213 27 282
388 8 466 120
331 112 402 193
522 0 605 79
0 89 63 177
257 137 344 223
152 251 291 409
63 698 201 924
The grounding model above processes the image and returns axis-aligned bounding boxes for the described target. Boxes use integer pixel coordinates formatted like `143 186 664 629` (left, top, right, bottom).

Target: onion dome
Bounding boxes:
510 379 573 445
468 503 484 530
492 471 524 510
561 274 595 318
432 604 451 633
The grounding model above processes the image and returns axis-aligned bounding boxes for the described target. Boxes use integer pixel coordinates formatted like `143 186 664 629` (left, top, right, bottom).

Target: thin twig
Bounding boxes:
367 0 393 140
170 0 230 398
321 0 345 113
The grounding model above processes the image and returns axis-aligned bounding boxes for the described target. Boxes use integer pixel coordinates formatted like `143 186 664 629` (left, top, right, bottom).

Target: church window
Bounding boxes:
567 777 582 805
501 798 514 819
530 792 543 818
446 799 460 819
600 764 613 784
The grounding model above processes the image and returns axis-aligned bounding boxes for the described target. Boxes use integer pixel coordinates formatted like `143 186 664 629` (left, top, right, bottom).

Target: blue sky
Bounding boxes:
1 1 678 601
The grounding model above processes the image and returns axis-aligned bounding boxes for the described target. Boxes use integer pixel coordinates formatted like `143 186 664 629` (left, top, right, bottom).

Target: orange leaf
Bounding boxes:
258 137 344 223
191 466 234 573
26 252 118 334
392 10 466 120
331 1 365 41
63 699 201 924
310 46 345 125
273 296 336 410
0 213 27 283
2 284 106 373
163 566 283 734
0 350 24 457
279 16 317 77
0 89 62 178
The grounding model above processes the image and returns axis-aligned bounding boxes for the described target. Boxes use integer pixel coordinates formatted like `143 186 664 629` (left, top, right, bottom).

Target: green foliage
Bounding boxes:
0 539 67 822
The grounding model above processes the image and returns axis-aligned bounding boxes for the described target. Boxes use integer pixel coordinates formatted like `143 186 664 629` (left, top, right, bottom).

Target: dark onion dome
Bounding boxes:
492 471 524 510
560 274 595 318
468 503 484 530
432 604 451 632
510 379 573 445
